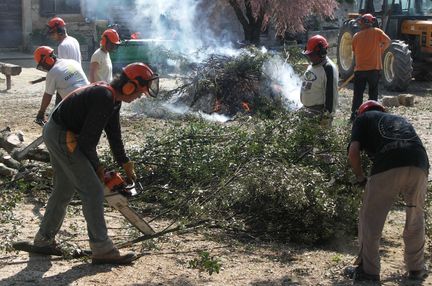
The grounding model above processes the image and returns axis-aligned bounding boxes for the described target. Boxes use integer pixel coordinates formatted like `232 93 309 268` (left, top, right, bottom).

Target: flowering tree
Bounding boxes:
227 0 339 45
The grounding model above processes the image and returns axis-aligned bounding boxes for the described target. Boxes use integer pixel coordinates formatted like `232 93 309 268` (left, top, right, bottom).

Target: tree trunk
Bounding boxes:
228 0 265 45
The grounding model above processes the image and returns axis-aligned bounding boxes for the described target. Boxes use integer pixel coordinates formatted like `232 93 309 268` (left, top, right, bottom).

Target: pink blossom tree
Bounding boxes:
227 0 339 45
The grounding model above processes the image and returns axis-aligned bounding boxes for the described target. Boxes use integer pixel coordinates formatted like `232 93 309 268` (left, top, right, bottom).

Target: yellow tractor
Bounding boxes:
337 0 432 91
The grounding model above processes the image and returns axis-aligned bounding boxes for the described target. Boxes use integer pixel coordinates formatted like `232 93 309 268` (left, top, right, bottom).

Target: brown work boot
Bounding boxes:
91 248 135 265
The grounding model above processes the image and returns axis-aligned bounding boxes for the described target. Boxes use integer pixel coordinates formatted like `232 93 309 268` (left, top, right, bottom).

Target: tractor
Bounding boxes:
337 0 432 91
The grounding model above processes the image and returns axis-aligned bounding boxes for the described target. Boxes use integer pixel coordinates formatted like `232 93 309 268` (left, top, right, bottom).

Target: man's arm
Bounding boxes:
89 61 99 83
348 141 366 182
36 92 54 122
323 63 335 113
379 29 391 51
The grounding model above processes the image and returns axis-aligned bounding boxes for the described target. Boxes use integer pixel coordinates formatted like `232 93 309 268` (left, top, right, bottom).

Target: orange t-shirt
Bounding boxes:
352 28 390 71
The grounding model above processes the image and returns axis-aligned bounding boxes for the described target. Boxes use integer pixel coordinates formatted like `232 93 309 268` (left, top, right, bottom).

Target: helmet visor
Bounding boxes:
136 74 159 97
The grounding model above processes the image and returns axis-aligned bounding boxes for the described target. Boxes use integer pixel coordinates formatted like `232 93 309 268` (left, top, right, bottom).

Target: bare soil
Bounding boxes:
0 64 432 286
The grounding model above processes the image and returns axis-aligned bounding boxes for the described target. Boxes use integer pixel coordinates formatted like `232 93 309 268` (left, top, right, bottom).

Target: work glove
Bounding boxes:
35 110 47 125
122 161 136 183
96 165 105 183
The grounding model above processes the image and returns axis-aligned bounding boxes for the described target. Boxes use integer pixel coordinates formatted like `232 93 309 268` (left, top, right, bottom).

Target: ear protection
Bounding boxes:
101 35 108 47
122 80 138 96
315 43 327 57
41 53 56 66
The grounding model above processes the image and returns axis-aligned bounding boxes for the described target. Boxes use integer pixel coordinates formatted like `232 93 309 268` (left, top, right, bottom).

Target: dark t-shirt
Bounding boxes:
52 84 128 170
350 111 429 175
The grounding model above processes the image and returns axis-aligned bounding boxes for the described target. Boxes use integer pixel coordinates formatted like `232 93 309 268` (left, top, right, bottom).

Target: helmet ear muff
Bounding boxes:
41 53 55 67
315 43 326 57
122 80 137 96
101 35 107 47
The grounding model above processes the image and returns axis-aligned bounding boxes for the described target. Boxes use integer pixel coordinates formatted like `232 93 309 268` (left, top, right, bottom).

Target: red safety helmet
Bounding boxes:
358 13 376 25
100 29 121 48
357 100 385 115
303 35 329 56
34 46 56 69
47 17 66 33
122 63 159 97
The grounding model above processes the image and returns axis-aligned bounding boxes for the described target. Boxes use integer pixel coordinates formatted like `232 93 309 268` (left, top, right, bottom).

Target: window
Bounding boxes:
40 0 81 16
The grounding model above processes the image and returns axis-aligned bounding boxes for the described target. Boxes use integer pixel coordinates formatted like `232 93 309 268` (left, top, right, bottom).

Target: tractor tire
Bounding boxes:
382 40 413 91
337 20 359 80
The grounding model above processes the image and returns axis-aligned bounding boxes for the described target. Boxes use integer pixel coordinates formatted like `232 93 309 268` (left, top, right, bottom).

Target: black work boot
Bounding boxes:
344 265 380 282
407 267 428 280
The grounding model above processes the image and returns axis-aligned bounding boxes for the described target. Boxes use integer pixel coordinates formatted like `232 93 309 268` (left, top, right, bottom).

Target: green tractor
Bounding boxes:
337 0 432 91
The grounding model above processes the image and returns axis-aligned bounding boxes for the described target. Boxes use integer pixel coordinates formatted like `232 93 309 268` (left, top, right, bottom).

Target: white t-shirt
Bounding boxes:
45 58 89 98
300 57 339 114
90 48 113 82
58 36 81 64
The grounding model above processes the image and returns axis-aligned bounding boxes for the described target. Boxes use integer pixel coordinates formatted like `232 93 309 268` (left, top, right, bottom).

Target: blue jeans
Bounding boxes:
36 119 114 255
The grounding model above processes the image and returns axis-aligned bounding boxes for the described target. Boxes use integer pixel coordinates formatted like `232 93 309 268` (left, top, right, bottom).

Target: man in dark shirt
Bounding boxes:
32 62 159 264
347 100 429 281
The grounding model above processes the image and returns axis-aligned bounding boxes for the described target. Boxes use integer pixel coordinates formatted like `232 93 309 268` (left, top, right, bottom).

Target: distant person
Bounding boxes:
350 13 390 121
346 100 429 282
300 35 339 127
33 46 89 124
89 29 121 83
47 17 81 64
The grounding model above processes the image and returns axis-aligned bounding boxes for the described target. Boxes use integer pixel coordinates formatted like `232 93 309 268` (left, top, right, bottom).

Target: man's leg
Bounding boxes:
351 71 367 120
358 168 403 275
402 167 427 272
367 70 380 101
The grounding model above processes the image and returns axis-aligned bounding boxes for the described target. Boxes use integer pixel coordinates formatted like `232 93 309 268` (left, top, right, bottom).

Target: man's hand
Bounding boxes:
122 161 137 182
36 110 47 125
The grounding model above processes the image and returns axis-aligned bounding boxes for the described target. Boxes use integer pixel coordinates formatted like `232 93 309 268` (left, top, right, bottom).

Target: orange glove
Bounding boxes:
96 165 105 183
122 161 136 182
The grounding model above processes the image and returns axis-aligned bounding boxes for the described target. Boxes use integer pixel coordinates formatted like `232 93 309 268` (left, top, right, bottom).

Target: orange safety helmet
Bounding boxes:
303 35 329 56
122 63 159 97
100 29 121 48
357 100 385 115
34 46 56 69
358 13 376 25
47 17 66 33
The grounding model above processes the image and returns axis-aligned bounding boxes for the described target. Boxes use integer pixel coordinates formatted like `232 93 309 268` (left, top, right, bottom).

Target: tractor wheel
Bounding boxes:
382 40 413 91
337 20 358 80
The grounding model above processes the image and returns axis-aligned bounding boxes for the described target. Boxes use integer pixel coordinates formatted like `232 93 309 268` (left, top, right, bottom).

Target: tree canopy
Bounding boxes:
227 0 339 44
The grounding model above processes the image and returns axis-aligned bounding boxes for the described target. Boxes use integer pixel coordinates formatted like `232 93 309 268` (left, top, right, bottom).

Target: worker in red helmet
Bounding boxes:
346 100 429 282
89 29 121 83
350 13 390 121
33 46 89 123
23 63 159 264
47 17 81 64
300 34 339 127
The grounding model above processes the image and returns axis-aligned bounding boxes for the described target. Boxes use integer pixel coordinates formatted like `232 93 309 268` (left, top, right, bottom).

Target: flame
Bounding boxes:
242 101 251 112
213 98 222 113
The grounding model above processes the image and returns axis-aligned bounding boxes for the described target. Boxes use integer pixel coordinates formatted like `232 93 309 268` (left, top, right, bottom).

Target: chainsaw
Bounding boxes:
103 171 155 235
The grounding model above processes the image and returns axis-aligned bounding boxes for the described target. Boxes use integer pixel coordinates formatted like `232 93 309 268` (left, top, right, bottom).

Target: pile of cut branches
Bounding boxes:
117 112 363 244
165 47 302 118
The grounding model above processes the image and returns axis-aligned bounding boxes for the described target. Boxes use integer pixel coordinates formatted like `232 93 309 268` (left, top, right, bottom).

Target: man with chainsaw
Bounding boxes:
300 34 338 128
89 29 121 83
350 13 390 121
29 63 159 264
346 100 429 282
33 46 89 124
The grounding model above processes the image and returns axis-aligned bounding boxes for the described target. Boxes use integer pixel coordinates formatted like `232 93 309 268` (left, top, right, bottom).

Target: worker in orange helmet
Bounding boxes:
89 28 121 83
300 34 339 128
47 17 81 64
18 63 159 265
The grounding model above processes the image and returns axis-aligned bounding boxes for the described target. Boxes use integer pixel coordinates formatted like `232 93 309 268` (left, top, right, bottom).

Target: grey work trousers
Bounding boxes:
358 166 427 275
36 119 114 255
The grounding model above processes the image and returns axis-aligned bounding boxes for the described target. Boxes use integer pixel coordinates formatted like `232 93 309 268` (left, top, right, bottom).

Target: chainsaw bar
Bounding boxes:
13 136 44 161
104 186 155 235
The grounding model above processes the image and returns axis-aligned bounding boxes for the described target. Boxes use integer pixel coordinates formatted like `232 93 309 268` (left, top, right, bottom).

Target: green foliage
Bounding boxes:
188 251 222 275
127 111 361 244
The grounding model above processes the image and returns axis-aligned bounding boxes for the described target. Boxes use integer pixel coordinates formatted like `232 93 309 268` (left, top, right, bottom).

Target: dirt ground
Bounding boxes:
1 60 432 286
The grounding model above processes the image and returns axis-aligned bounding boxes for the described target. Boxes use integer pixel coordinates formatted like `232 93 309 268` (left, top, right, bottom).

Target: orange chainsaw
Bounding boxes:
103 171 155 235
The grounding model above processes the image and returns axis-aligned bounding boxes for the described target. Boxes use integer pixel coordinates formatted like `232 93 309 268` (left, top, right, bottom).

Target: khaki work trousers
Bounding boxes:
358 166 427 275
